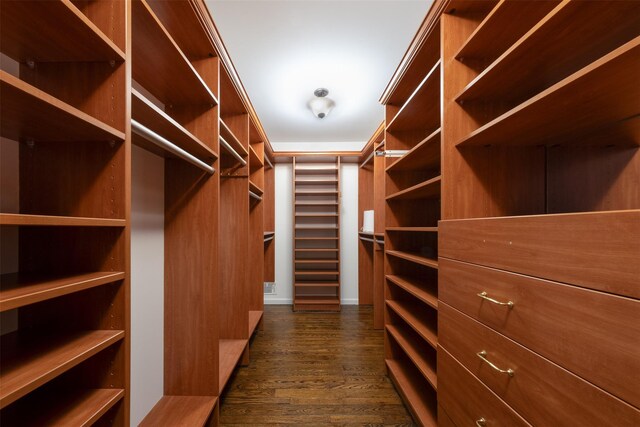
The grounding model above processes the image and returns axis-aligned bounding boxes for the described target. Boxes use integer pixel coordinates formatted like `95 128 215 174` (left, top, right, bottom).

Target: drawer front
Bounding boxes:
440 303 640 426
439 347 531 427
439 211 640 298
439 257 640 409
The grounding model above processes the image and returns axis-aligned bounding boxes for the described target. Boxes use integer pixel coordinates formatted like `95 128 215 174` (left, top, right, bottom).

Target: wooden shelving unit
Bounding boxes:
293 157 341 311
0 1 129 424
248 118 265 337
380 8 442 424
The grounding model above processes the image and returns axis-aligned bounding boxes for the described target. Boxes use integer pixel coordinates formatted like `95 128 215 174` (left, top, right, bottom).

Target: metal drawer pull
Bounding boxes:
477 291 514 308
477 350 514 377
476 418 487 427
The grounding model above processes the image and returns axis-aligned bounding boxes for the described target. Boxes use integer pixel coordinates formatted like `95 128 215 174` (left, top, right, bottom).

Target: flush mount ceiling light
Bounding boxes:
309 88 335 119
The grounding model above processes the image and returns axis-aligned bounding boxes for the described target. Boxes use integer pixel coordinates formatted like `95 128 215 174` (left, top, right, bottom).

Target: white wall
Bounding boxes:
339 163 359 305
267 162 359 305
130 146 165 425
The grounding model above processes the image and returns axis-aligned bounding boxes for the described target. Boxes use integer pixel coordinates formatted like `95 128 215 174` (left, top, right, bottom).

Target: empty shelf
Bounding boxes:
386 300 437 349
387 324 437 390
0 71 125 143
385 359 437 426
294 282 340 288
249 145 263 167
294 260 339 264
295 271 339 275
386 176 441 201
219 339 247 392
140 395 217 427
386 250 438 270
386 275 438 310
386 227 438 232
385 129 441 173
0 272 125 312
0 213 126 227
294 296 340 305
0 329 125 409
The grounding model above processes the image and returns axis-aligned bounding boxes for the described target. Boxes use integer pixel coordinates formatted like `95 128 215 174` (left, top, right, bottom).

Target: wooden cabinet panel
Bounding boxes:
440 303 640 426
439 211 640 298
439 257 640 408
439 347 531 427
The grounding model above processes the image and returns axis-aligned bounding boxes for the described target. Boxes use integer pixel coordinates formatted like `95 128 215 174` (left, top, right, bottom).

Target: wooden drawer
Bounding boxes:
439 258 640 409
440 303 640 426
439 210 640 298
439 347 531 427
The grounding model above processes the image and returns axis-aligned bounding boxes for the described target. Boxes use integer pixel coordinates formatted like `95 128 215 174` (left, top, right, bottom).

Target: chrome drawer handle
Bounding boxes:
476 418 487 427
477 350 514 377
477 291 514 308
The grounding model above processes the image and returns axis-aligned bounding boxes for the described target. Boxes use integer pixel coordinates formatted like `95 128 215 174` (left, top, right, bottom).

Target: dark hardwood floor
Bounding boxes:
220 305 415 426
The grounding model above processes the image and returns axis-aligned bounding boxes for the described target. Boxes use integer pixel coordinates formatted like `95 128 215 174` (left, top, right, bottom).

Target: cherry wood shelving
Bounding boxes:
293 157 341 311
0 0 129 424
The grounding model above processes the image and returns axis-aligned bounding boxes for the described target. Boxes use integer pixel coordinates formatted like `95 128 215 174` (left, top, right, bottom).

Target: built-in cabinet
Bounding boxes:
292 157 341 311
377 0 640 425
0 1 271 425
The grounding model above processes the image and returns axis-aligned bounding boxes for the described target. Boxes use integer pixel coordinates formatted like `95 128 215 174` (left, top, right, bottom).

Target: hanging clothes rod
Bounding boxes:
265 155 274 169
264 235 275 243
375 238 385 245
132 120 215 175
249 190 262 201
376 149 408 158
359 236 375 243
219 136 248 166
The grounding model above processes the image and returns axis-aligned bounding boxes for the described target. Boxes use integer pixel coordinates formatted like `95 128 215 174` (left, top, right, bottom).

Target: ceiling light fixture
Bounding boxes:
309 88 335 119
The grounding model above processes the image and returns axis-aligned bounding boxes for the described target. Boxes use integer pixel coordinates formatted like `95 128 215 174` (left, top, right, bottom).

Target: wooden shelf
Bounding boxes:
0 71 125 143
295 213 339 217
0 213 126 227
264 231 275 238
385 359 438 426
249 180 264 197
295 190 339 195
295 225 339 230
386 61 441 133
132 89 217 161
386 300 437 349
454 1 560 63
295 179 339 184
294 282 340 288
249 145 263 167
248 310 263 336
0 272 125 312
295 248 338 252
0 0 125 62
132 0 217 107
220 118 249 157
295 202 339 206
294 260 339 264
386 227 438 233
0 330 125 409
386 250 438 270
295 166 338 172
140 395 217 427
219 339 247 392
294 296 340 304
294 237 339 241
386 275 438 310
387 325 437 390
1 387 124 427
295 270 340 275
456 2 640 104
458 38 640 147
386 129 441 173
386 176 441 201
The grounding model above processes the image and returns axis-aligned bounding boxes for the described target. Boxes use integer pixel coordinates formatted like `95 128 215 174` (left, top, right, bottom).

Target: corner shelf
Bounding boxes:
0 272 125 312
0 71 125 143
457 38 640 147
0 330 125 409
132 0 217 107
0 0 125 62
132 89 217 161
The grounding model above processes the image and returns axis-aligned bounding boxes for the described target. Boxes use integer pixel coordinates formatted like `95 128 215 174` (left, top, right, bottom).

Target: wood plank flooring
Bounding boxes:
220 305 415 426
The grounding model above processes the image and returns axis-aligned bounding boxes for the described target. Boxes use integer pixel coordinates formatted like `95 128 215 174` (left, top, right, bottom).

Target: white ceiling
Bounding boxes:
206 0 432 151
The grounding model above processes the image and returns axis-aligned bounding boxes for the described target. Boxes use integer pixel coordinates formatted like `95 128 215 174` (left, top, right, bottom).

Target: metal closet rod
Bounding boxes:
264 235 275 242
359 236 375 243
249 190 262 201
132 120 215 175
219 136 248 165
376 149 408 158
